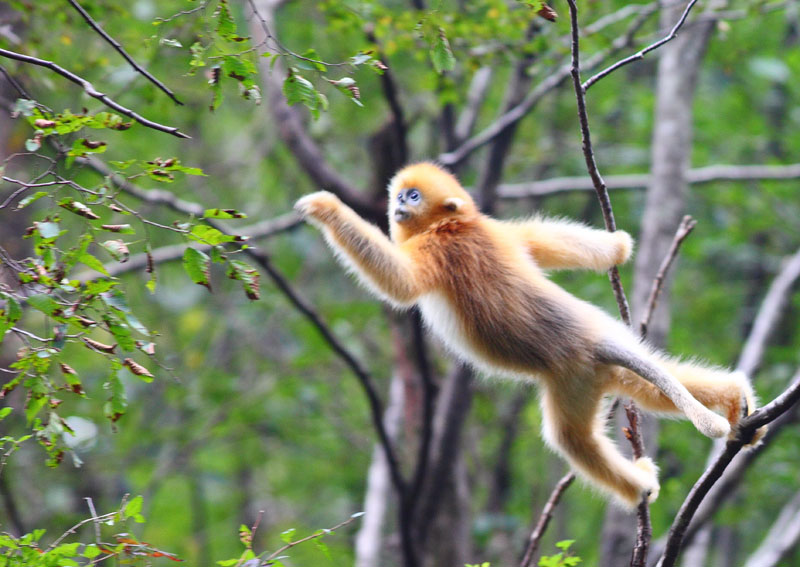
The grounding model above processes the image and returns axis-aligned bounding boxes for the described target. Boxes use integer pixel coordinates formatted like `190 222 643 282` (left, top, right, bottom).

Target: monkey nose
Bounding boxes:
394 206 410 222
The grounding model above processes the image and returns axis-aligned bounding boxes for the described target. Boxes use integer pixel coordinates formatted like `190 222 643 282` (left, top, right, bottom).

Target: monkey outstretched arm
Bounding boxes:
295 191 422 305
501 217 633 271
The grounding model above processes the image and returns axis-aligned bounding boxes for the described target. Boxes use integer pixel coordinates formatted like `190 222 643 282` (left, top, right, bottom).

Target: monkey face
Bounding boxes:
393 187 423 223
387 162 477 242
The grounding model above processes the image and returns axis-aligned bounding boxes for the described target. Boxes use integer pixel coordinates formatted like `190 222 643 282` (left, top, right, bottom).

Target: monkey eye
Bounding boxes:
407 188 421 203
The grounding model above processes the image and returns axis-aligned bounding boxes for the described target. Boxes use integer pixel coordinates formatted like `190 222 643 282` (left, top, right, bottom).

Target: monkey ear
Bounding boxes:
443 197 465 212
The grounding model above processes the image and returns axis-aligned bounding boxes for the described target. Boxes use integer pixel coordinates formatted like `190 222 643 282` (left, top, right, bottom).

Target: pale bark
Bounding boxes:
355 372 405 567
743 491 800 567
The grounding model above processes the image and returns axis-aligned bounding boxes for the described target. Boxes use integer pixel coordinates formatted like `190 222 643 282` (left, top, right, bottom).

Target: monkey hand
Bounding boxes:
613 230 634 265
295 191 342 224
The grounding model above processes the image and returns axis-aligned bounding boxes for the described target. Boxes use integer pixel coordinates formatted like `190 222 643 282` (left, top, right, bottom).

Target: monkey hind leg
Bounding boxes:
596 342 731 439
540 387 659 508
611 357 766 446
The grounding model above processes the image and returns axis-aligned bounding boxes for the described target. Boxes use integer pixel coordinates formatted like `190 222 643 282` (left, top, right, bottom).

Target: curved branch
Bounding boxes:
582 0 700 91
657 368 800 567
519 472 576 567
438 3 657 168
67 0 183 105
0 48 189 138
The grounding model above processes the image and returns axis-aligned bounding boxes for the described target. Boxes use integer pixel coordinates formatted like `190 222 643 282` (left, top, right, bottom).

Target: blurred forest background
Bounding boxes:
1 0 800 566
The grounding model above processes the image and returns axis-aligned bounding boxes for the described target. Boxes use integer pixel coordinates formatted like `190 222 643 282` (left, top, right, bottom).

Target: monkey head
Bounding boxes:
387 162 478 243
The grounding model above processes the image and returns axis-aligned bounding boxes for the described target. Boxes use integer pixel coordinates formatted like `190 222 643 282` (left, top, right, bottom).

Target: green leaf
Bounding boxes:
555 540 575 551
59 198 100 220
79 254 111 276
26 294 61 316
105 317 136 351
0 407 12 420
124 495 143 519
83 545 101 559
430 28 455 74
214 0 247 41
280 528 296 543
183 248 212 291
203 208 247 219
283 70 321 118
189 225 238 245
227 260 260 300
16 191 48 210
101 240 130 262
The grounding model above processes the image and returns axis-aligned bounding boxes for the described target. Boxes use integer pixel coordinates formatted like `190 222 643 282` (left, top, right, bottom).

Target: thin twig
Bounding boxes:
0 47 189 138
657 369 800 567
519 472 576 567
566 4 652 566
583 0 700 91
639 216 697 338
262 513 362 563
84 497 102 543
438 3 657 167
67 0 183 105
565 0 631 324
0 63 32 99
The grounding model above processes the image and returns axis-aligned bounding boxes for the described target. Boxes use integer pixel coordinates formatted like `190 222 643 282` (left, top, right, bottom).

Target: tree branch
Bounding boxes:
0 48 188 138
83 156 407 503
639 215 697 338
66 0 183 105
582 0 700 91
438 3 657 168
657 368 800 567
519 472 576 567
497 163 800 198
736 247 800 376
80 213 302 279
565 0 631 324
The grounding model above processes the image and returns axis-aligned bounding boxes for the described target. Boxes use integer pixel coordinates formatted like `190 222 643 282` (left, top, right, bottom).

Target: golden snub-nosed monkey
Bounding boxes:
295 162 763 508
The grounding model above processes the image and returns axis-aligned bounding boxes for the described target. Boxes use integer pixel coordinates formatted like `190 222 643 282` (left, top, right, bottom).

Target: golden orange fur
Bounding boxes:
295 162 762 508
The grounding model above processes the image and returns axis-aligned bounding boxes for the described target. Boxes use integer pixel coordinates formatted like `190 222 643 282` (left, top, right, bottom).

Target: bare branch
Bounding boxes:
454 66 493 144
565 0 631 324
639 216 697 338
438 4 657 168
519 472 576 567
67 0 183 105
582 0 700 91
497 163 800 198
0 48 188 138
648 406 800 565
657 368 800 567
736 247 800 376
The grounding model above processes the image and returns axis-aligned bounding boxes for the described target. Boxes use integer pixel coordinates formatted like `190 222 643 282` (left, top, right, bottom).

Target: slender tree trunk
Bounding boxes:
599 3 718 565
355 372 405 567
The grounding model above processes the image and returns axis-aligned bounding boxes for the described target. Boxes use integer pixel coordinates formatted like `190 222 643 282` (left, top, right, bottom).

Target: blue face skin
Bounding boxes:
394 187 421 222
